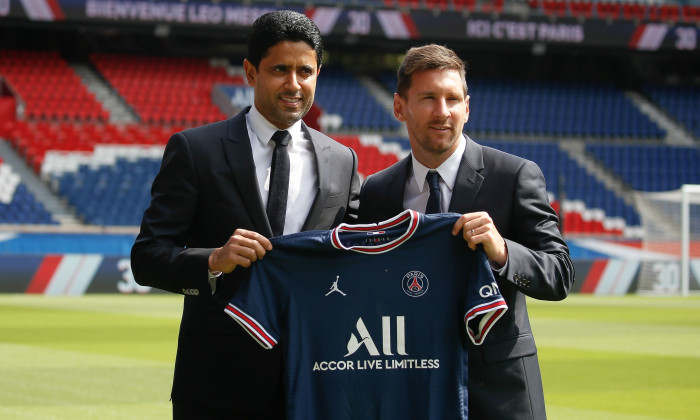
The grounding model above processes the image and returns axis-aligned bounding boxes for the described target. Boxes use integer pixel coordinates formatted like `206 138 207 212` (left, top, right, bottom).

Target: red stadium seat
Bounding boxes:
659 5 679 22
569 1 593 19
451 0 476 12
396 0 420 9
425 0 448 11
622 3 647 21
543 0 567 17
596 2 620 20
480 0 504 13
682 5 700 23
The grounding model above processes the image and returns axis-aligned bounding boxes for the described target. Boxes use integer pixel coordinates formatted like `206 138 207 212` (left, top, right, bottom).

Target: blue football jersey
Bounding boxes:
226 210 507 420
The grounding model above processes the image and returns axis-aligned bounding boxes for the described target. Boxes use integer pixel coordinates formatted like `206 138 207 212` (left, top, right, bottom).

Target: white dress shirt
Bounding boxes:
403 134 508 272
403 135 466 213
209 107 318 291
247 105 317 235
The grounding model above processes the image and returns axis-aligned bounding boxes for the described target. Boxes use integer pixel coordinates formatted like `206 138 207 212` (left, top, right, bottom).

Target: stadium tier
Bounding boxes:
0 50 698 236
314 67 402 133
268 0 700 22
91 53 242 126
586 143 700 191
0 50 109 122
644 84 700 138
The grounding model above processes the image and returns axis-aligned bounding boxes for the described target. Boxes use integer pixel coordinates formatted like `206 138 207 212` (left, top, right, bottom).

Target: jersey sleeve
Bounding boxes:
464 248 508 345
224 264 284 350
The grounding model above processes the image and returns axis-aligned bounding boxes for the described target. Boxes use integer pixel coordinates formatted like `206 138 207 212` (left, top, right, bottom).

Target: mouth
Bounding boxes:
280 94 303 107
429 125 451 131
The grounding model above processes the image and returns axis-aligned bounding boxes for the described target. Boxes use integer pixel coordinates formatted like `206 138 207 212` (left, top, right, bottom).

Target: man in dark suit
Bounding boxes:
358 44 575 420
131 11 360 419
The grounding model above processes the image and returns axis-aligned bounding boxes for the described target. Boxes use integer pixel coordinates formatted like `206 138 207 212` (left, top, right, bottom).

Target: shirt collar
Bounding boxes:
248 104 304 147
410 134 466 192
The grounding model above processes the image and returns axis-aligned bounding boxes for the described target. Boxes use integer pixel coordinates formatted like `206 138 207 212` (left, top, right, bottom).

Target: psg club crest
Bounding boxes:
402 271 429 297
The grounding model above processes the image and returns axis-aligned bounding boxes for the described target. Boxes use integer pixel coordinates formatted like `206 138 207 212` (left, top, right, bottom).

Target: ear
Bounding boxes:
243 59 256 87
393 93 405 122
464 94 470 123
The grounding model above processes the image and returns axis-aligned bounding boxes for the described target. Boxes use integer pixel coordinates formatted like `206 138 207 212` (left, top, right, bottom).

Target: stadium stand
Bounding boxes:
466 78 666 138
314 67 402 133
0 44 698 235
643 84 700 138
0 50 109 122
0 158 56 225
586 144 700 192
91 54 242 126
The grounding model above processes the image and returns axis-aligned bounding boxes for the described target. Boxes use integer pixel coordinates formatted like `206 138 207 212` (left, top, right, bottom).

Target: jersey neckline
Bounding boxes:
331 210 420 254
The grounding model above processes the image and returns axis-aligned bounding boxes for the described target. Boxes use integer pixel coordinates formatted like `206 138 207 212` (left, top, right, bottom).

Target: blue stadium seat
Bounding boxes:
586 144 700 192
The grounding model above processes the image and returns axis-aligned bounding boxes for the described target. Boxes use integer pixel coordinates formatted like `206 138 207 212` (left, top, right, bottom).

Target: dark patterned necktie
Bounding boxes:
425 170 442 214
267 130 291 237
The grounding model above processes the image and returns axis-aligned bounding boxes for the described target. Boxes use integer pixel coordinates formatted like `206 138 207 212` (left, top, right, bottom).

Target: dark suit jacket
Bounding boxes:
358 135 574 420
131 107 360 416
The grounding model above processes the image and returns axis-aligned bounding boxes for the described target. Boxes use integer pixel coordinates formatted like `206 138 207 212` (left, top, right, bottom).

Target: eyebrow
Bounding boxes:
270 64 315 71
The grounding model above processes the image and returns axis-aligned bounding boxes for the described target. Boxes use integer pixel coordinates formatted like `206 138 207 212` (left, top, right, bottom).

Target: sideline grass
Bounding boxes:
0 294 182 420
530 294 700 420
1 294 699 419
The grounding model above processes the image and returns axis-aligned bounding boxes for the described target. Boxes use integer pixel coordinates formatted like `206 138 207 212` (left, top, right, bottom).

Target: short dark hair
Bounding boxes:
246 10 323 69
396 44 467 98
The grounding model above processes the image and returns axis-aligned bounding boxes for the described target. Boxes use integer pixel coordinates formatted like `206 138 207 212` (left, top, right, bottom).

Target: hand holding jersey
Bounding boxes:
208 229 272 274
452 211 508 269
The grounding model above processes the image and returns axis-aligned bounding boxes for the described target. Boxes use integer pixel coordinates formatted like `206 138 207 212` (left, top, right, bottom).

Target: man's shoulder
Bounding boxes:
305 126 345 149
365 157 407 183
180 117 235 138
479 142 531 168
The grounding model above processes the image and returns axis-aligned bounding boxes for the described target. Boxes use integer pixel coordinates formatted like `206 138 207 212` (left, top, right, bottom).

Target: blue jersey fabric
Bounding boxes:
226 210 507 420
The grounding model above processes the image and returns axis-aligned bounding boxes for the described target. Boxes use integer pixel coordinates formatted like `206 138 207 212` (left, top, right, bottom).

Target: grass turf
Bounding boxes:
1 294 699 419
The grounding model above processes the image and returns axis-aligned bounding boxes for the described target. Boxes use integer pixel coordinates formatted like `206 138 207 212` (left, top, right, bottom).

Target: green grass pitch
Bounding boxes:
1 293 699 419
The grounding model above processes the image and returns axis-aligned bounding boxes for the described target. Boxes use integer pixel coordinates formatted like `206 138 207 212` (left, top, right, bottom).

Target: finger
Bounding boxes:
452 218 466 236
233 229 273 251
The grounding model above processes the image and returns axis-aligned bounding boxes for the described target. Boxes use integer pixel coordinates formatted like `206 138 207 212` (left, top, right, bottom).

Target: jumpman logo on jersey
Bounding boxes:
325 276 347 296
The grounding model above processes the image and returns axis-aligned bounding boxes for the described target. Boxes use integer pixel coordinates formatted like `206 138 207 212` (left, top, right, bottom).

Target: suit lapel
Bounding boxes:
448 135 484 213
221 107 272 236
301 124 330 231
384 156 412 216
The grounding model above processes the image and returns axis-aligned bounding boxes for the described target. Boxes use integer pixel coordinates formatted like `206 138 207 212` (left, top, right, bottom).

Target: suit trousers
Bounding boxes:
173 401 284 420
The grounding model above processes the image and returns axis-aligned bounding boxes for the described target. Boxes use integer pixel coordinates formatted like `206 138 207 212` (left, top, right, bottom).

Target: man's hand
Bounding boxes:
452 212 507 268
208 229 273 274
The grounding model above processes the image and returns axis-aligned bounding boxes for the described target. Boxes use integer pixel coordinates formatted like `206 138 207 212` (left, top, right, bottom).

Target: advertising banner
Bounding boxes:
1 0 698 52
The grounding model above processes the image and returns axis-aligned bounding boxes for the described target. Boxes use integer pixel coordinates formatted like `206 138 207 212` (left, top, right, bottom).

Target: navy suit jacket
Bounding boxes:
358 135 574 420
131 107 360 415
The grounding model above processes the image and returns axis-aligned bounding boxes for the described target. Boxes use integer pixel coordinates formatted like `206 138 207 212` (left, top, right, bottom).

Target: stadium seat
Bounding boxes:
596 2 620 19
622 3 647 21
569 1 594 19
543 0 567 17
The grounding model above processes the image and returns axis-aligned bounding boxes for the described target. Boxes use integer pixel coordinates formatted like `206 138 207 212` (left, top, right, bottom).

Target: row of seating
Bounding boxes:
0 120 174 172
0 50 109 122
0 162 56 225
276 0 700 22
91 53 240 126
1 51 698 234
532 1 700 22
586 143 700 191
315 68 401 133
644 84 700 139
2 51 690 142
3 124 697 234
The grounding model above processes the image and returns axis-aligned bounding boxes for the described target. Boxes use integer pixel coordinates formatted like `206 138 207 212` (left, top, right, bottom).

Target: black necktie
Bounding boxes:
425 170 442 214
267 130 291 237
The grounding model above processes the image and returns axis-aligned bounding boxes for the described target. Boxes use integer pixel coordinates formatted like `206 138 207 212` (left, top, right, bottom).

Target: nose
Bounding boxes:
433 98 450 119
285 72 301 91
